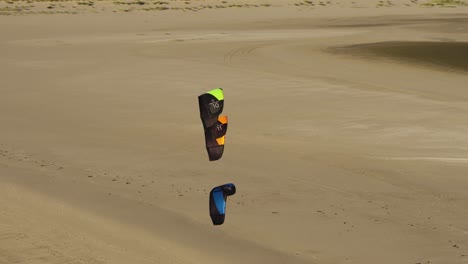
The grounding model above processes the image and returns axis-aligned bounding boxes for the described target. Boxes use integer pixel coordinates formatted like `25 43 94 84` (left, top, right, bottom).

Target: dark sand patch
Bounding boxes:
329 41 468 72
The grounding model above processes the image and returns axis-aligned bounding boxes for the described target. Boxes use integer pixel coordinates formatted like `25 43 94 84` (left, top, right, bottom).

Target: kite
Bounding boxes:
198 88 227 161
209 183 236 225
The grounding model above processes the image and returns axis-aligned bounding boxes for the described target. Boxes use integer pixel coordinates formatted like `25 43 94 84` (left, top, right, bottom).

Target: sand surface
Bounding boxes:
1 2 468 263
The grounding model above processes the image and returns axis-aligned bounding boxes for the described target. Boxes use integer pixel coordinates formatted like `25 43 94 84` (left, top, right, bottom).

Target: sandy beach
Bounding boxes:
1 1 468 263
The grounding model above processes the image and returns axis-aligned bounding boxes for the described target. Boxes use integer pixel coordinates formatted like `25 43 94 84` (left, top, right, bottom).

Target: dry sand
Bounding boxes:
1 1 468 263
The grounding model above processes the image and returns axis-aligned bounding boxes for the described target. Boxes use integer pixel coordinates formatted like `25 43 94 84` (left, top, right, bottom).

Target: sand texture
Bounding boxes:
1 2 468 263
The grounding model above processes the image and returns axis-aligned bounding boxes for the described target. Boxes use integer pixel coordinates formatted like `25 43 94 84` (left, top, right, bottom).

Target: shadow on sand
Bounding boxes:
330 41 468 73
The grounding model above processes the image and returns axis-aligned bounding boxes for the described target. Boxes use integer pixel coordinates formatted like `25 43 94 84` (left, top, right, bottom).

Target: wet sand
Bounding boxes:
332 41 468 72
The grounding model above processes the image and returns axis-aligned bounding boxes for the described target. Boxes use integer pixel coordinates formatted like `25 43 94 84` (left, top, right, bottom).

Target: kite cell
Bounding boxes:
198 88 224 129
209 183 236 225
204 115 228 161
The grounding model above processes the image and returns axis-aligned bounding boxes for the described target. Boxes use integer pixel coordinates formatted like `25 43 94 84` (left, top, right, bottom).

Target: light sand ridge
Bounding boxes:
0 0 467 15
